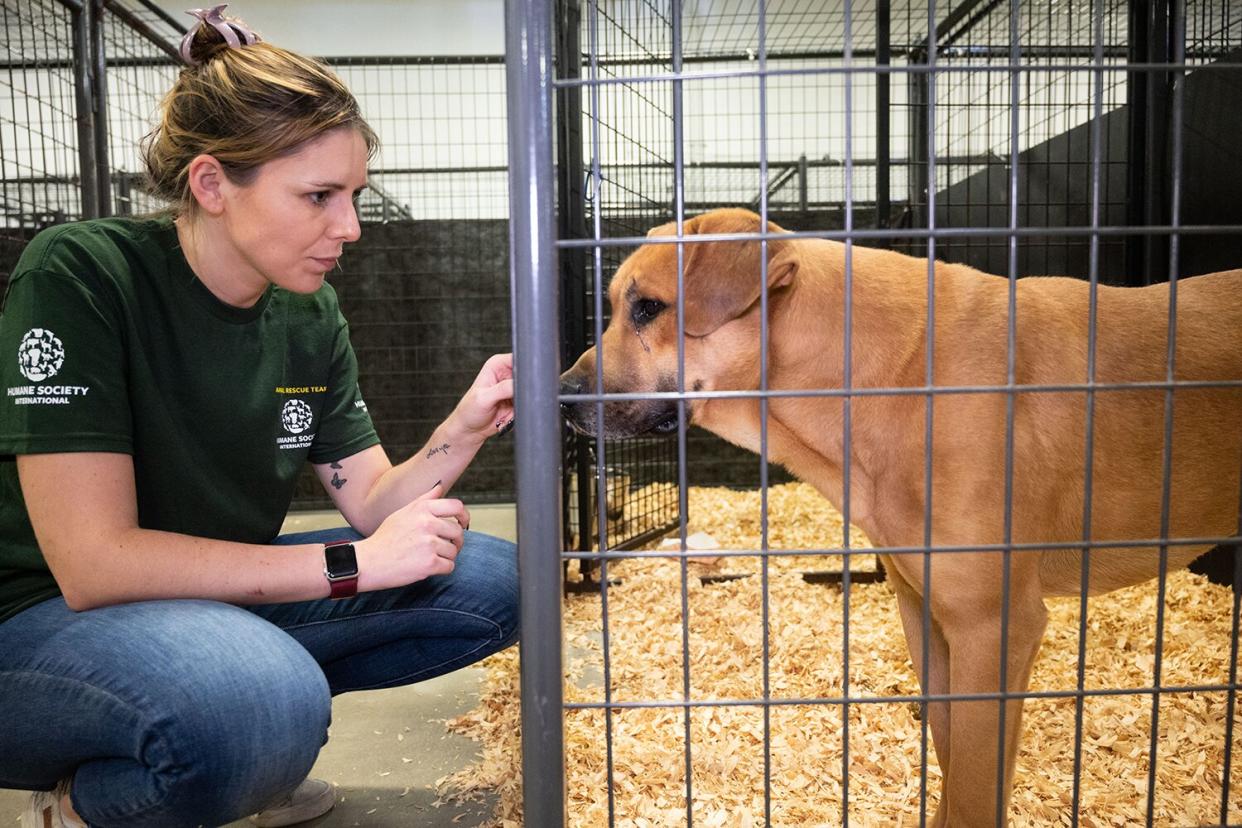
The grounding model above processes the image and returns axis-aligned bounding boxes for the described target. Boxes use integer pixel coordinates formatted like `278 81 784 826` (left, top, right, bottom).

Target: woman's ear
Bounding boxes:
185 154 227 215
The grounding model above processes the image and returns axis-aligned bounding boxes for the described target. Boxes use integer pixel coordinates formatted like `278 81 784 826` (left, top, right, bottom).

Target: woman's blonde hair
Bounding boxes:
142 11 378 215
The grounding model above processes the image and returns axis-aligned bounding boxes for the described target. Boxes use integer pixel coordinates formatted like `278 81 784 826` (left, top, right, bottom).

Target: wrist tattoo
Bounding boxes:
426 442 451 459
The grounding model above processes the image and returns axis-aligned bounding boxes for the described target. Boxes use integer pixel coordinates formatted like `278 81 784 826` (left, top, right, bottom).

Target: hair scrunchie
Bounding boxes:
179 5 261 66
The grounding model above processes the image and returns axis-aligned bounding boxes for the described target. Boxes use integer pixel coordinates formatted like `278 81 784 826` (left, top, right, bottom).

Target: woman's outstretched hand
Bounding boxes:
450 352 514 442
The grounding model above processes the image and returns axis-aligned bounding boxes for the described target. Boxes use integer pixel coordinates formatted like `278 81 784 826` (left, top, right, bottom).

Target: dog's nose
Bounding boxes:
559 376 584 417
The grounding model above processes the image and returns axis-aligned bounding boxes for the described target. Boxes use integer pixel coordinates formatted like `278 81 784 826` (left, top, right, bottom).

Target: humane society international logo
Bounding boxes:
18 328 64 381
277 398 315 450
6 328 90 406
282 399 314 434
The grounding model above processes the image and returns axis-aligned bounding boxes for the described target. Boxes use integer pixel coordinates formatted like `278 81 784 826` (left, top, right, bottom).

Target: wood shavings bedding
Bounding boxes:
437 482 1242 826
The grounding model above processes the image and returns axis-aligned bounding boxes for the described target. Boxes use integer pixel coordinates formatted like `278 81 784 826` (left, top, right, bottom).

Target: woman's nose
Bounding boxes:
334 200 361 242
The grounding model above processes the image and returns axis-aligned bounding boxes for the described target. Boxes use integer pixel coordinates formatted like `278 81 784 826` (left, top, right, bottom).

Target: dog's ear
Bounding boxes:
679 209 797 337
646 215 703 238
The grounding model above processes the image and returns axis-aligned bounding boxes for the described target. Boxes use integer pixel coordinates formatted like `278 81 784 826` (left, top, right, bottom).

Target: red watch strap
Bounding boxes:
328 576 358 600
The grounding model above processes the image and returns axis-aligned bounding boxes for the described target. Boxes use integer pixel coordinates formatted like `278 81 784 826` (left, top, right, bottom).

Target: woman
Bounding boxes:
0 7 518 827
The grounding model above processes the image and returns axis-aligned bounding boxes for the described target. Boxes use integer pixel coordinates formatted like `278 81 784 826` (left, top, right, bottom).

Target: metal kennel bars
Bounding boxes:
0 0 190 239
558 0 684 574
310 54 521 506
1 2 526 505
507 0 1242 825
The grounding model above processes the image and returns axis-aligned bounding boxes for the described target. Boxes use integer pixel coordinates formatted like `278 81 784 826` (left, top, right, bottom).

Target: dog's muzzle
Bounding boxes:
559 372 680 438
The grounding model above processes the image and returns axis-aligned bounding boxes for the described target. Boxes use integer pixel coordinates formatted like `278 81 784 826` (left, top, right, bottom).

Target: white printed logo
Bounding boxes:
281 399 314 434
17 328 65 382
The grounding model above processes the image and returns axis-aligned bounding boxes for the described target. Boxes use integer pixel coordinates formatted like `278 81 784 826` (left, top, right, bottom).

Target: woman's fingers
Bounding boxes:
424 497 468 524
484 352 513 380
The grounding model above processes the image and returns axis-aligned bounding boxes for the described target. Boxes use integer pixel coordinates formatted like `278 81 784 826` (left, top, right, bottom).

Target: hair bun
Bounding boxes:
179 5 261 67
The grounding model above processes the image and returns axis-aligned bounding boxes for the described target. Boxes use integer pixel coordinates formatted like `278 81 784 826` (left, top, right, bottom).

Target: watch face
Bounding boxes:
325 543 359 579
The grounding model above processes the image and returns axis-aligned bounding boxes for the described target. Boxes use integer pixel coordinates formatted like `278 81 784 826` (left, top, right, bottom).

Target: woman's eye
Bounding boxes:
631 298 665 326
309 191 330 206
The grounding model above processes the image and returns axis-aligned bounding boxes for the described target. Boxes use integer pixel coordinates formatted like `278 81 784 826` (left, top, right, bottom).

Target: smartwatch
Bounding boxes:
323 541 359 599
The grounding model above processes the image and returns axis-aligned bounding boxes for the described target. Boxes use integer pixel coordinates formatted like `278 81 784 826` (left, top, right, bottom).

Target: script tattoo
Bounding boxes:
426 442 451 460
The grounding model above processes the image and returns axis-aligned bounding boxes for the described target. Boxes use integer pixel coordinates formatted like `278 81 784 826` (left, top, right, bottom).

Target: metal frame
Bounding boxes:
5 0 526 505
1 0 183 235
556 0 684 583
506 0 1242 826
505 0 566 822
67 0 103 220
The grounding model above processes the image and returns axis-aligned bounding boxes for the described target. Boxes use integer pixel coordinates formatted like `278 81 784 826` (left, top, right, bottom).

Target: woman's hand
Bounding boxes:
449 352 515 443
325 355 512 537
355 483 471 591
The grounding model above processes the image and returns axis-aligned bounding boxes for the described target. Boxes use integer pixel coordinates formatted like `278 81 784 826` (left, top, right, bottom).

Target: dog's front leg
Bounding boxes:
888 561 954 826
935 558 1048 828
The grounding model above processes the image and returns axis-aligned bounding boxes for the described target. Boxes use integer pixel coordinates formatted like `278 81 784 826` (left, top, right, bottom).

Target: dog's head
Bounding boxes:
560 208 798 438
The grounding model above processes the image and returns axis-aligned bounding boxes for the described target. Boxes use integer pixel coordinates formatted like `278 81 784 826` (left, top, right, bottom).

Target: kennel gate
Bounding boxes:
507 0 1242 825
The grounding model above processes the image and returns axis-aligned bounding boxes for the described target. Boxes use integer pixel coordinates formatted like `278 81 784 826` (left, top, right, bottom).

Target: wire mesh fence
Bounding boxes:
98 0 181 218
509 0 1242 825
561 0 682 568
298 55 517 506
0 3 523 506
0 0 85 244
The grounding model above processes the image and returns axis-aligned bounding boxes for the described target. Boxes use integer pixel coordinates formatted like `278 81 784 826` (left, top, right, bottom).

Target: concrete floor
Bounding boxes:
1 504 517 828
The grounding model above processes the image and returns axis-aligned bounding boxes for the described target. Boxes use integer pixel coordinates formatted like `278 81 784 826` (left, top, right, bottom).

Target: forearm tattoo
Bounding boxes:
426 442 451 460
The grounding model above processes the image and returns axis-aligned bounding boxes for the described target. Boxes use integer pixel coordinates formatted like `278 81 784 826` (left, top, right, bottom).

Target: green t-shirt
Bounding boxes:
0 216 380 623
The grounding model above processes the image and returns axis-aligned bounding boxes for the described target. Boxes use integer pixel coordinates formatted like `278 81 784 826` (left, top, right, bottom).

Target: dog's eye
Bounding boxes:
631 298 666 326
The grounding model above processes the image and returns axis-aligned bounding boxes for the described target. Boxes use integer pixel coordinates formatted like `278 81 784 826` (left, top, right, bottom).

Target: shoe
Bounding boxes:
22 779 86 828
250 778 337 827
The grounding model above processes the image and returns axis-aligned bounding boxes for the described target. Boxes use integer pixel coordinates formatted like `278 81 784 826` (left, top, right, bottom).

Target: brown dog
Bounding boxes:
559 207 1242 826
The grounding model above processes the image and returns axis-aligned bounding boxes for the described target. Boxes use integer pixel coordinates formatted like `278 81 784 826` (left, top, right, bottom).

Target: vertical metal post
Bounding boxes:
1125 0 1148 282
918 2 940 821
908 51 930 256
555 0 585 365
1142 0 1171 287
69 0 100 219
1127 0 1171 286
798 154 808 212
504 0 565 824
876 0 891 235
116 174 132 215
90 0 112 217
554 0 593 559
670 3 695 823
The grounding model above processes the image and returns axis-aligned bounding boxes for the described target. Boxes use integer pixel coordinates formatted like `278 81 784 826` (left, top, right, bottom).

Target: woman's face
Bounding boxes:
219 126 369 299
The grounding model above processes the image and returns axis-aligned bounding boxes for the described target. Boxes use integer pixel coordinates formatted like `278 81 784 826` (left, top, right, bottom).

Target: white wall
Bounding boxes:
150 0 505 57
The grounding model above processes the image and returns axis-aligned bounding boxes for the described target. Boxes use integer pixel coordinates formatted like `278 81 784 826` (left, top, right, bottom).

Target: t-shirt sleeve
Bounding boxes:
0 269 132 454
308 317 380 464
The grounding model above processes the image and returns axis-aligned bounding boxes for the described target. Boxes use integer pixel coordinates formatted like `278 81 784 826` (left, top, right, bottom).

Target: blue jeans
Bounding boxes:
0 528 518 827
